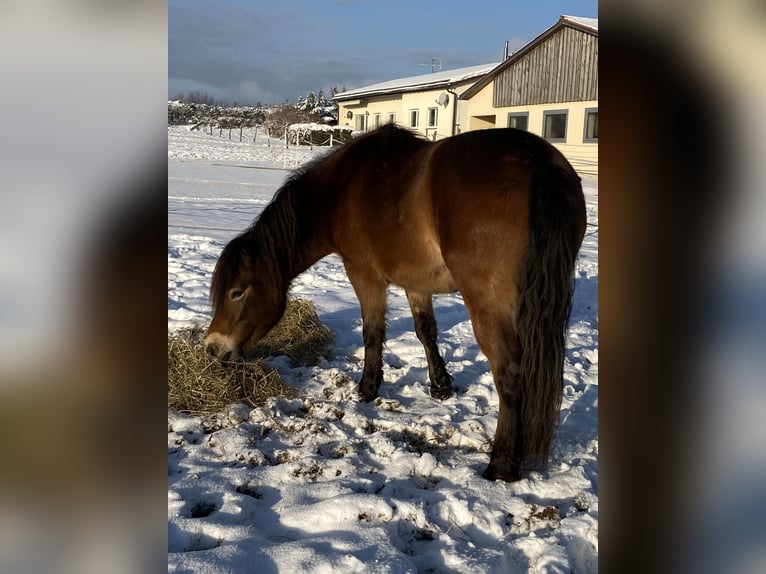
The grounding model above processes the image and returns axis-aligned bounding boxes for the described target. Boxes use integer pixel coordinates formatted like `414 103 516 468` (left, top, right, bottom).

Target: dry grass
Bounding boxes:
253 298 333 366
168 298 333 416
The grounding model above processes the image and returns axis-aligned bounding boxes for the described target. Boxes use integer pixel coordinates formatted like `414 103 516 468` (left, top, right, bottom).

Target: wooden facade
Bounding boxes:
492 25 598 107
456 16 599 175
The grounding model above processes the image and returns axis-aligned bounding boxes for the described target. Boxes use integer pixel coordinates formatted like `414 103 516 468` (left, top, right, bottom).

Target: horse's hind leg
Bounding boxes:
344 262 388 402
461 295 524 481
406 291 453 399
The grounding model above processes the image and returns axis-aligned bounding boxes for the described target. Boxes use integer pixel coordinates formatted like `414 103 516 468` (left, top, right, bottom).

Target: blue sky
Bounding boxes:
169 0 598 105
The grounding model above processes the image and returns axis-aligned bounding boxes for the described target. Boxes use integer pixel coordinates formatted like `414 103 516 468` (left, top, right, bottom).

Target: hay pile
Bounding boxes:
253 298 333 366
168 298 333 415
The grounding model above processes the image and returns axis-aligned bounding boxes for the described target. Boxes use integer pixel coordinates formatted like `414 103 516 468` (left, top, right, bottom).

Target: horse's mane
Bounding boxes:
210 185 300 311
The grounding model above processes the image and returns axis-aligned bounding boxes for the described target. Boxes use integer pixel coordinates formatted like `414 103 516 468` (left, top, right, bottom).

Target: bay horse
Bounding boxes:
205 124 586 482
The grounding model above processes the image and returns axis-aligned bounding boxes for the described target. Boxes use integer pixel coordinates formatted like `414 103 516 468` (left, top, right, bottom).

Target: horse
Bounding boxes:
205 124 586 482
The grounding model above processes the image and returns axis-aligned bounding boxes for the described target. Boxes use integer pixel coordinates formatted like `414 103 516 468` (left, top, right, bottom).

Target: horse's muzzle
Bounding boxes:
204 332 239 362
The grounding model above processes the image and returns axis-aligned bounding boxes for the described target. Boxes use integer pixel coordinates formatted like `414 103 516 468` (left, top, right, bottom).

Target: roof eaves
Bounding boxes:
335 81 449 100
561 15 599 34
333 63 497 101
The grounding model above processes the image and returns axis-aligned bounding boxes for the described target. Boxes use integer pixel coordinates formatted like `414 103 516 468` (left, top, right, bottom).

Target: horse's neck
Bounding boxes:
255 181 332 286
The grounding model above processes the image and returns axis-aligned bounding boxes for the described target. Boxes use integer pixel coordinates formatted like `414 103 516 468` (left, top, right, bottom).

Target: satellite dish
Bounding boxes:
437 92 449 107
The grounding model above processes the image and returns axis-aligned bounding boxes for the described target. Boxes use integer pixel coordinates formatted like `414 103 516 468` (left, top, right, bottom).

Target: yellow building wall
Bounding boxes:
461 82 599 176
337 94 402 133
457 84 495 132
337 81 478 141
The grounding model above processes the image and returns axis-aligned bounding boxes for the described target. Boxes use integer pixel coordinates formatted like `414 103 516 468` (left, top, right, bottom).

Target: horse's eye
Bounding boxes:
229 288 245 301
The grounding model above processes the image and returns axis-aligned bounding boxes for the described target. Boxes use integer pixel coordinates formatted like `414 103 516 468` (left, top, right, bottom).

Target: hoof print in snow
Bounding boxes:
189 501 216 518
185 532 222 552
235 483 264 499
168 522 222 554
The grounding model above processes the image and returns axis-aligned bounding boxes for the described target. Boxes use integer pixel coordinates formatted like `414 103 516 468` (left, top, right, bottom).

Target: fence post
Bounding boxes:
239 127 243 141
253 126 258 143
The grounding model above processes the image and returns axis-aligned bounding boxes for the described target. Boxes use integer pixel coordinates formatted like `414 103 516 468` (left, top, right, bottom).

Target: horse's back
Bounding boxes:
430 128 578 197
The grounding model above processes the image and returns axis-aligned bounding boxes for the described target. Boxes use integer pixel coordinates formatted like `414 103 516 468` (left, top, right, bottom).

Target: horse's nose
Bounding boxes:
204 334 223 359
204 333 236 362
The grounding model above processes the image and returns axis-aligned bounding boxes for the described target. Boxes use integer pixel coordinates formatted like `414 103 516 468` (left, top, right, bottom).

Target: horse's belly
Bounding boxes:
384 248 457 294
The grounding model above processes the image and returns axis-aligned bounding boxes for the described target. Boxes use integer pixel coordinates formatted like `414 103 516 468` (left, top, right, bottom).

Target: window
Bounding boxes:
373 113 381 129
427 107 438 127
354 114 367 131
409 109 419 128
543 109 568 142
507 112 529 131
583 108 598 142
388 112 396 124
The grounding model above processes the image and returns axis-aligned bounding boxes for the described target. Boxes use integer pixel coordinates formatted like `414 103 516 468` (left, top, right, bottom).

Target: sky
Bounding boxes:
169 0 598 105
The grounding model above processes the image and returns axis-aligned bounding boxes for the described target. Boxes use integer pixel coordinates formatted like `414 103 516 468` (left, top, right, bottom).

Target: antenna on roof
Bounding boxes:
418 57 442 73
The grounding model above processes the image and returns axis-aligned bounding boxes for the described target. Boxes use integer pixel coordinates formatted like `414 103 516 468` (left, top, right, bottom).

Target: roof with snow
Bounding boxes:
460 15 598 101
561 15 598 33
333 62 500 101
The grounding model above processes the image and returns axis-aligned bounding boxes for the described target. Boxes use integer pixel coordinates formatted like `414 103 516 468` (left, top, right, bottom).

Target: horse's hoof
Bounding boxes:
357 386 378 402
430 385 453 400
430 374 453 400
482 464 522 483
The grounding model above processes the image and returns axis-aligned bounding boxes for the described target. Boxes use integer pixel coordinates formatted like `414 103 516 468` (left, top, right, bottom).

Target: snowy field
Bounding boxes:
168 125 599 573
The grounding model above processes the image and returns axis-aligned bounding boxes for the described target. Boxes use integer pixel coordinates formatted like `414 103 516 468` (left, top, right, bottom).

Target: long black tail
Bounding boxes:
516 162 585 472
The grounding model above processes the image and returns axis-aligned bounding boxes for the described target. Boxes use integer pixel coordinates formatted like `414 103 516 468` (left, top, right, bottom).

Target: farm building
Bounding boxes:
333 14 598 175
333 62 498 142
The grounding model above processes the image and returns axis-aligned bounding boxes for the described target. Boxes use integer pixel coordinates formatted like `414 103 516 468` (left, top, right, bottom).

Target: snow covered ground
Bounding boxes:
168 125 599 573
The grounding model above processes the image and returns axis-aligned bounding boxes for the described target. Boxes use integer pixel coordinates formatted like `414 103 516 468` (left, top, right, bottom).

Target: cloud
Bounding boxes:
230 80 279 106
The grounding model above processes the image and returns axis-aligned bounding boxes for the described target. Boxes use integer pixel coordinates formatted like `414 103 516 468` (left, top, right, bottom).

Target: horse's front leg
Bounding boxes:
344 262 388 402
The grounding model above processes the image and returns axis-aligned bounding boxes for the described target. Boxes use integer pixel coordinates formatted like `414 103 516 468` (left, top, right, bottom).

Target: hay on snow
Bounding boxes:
168 297 333 415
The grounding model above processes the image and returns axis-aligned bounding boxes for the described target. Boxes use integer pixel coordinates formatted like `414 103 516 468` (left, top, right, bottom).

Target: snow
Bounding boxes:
561 16 598 32
168 125 598 572
287 123 354 132
333 63 500 101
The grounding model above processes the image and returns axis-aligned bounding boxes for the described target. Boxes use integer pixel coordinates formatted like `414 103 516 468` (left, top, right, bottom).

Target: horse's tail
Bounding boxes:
516 161 585 473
